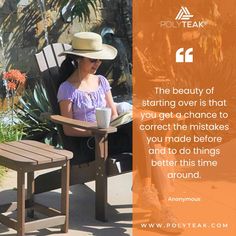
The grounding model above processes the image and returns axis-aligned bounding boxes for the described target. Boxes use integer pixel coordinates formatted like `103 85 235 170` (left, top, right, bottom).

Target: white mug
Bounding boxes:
95 108 111 128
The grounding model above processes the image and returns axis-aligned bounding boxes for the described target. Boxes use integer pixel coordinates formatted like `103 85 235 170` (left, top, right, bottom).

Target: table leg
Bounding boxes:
17 170 25 236
95 134 108 222
61 160 69 233
27 171 34 218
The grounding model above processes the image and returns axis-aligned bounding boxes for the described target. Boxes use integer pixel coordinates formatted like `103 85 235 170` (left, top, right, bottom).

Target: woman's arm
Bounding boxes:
59 100 92 137
105 90 118 120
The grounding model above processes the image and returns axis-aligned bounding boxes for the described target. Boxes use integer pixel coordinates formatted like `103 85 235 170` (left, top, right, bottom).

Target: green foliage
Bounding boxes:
0 119 24 181
16 81 57 143
62 0 100 22
0 123 24 143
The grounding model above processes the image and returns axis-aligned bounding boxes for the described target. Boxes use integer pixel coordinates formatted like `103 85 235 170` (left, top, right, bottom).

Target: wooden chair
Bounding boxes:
34 43 132 221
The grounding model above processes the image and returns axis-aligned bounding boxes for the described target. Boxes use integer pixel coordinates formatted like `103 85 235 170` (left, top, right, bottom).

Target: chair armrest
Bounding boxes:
50 115 117 135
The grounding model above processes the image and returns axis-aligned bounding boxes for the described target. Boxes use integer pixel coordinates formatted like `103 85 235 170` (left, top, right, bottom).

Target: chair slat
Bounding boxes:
51 43 71 67
35 52 48 73
43 45 57 68
35 43 72 115
63 44 72 50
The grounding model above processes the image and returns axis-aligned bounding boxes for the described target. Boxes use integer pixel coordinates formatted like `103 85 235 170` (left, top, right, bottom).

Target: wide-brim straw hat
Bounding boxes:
59 32 117 60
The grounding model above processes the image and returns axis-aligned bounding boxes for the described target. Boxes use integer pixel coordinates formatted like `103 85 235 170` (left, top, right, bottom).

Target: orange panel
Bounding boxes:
133 1 236 235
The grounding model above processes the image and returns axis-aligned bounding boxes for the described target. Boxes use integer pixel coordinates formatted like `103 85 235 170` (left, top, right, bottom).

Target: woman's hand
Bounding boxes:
105 90 119 120
111 114 118 121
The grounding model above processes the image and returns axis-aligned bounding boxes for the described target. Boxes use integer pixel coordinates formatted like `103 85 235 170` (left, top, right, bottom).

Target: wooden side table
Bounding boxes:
0 140 73 236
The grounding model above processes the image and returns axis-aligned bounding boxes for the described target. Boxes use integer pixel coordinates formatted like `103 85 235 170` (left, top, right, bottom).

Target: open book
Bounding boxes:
110 111 132 127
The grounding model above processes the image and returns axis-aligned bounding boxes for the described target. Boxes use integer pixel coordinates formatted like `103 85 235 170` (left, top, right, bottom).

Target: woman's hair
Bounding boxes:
58 54 80 85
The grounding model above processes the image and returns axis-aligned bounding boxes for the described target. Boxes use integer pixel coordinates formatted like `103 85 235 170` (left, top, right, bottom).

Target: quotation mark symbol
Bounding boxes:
176 48 193 63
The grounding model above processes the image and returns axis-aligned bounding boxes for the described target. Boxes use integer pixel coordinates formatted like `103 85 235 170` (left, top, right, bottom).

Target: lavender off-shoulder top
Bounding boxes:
57 75 111 122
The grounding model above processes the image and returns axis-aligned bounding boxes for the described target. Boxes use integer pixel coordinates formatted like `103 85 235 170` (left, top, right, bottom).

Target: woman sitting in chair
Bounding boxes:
57 32 181 233
58 32 132 164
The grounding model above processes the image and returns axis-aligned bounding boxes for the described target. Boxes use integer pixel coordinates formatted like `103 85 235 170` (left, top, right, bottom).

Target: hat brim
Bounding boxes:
58 44 117 60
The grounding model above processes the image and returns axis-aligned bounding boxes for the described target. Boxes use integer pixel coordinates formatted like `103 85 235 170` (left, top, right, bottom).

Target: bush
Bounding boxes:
0 122 25 181
0 123 24 143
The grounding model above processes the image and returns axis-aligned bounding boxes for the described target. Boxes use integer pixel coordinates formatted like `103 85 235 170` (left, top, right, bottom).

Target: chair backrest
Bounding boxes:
35 43 71 114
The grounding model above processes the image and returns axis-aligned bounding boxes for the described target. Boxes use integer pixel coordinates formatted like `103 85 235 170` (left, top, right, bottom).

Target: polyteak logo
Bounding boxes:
175 7 193 21
160 6 207 29
176 48 193 63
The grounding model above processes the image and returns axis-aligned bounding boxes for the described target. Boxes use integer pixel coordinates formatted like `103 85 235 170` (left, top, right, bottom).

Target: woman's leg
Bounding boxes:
108 122 161 209
108 121 151 179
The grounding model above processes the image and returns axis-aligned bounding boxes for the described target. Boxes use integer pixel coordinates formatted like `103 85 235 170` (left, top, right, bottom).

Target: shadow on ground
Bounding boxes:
0 176 132 236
